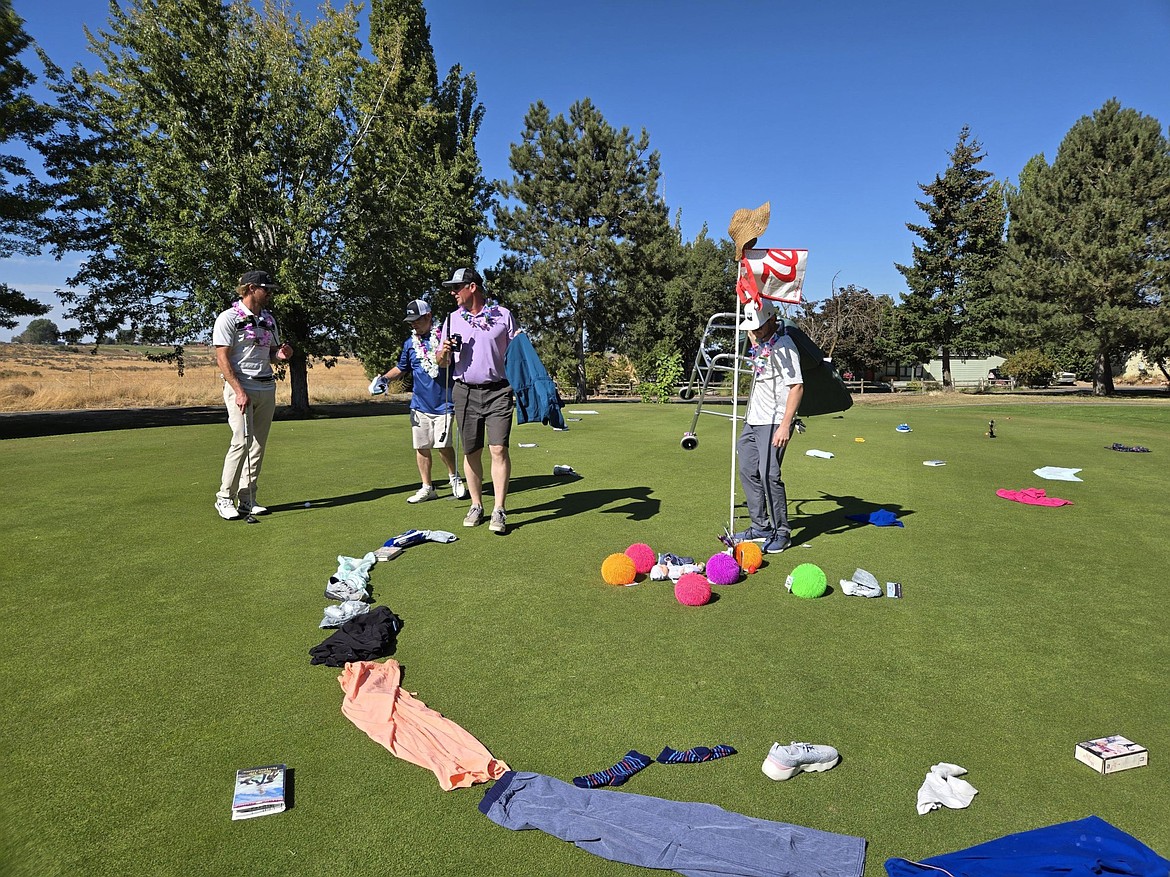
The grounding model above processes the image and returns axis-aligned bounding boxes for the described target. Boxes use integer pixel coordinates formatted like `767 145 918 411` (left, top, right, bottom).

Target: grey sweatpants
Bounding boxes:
479 771 866 877
736 422 791 536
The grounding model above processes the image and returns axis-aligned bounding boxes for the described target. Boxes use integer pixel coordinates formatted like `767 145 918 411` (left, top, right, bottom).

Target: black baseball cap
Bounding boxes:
238 270 277 288
441 267 483 288
403 299 431 322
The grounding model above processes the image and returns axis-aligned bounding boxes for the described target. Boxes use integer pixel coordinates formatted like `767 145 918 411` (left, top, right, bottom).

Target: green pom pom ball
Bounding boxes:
786 563 827 599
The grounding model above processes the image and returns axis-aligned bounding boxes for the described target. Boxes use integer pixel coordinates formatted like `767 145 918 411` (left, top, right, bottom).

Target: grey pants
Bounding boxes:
736 422 791 535
479 771 866 877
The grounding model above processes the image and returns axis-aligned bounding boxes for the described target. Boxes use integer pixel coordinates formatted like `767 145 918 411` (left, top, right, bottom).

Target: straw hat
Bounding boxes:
728 202 771 260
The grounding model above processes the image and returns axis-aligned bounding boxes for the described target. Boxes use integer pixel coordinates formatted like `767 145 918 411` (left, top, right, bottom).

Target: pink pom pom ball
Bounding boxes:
706 552 741 585
625 542 656 575
675 572 712 606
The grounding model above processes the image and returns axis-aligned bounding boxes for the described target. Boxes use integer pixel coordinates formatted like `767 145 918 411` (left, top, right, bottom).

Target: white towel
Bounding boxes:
1033 466 1082 482
805 449 834 459
916 762 978 815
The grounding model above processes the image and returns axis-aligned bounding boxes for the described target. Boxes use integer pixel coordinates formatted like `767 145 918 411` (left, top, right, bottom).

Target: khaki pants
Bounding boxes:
217 384 276 502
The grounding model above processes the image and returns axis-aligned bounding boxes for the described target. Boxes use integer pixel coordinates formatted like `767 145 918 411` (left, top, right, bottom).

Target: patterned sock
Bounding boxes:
656 744 737 764
572 750 653 788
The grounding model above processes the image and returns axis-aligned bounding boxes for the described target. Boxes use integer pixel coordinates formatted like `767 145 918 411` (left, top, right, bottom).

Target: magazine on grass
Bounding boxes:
231 764 287 820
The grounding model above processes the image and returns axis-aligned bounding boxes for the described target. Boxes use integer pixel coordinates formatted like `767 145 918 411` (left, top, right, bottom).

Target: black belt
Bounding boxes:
252 375 276 383
458 379 508 389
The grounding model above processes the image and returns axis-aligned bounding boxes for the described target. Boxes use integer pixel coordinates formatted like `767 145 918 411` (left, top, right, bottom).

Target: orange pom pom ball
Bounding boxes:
601 552 637 586
734 541 763 573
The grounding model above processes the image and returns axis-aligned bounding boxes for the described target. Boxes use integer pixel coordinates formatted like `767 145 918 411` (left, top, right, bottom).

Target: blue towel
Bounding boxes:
846 509 904 528
886 815 1168 877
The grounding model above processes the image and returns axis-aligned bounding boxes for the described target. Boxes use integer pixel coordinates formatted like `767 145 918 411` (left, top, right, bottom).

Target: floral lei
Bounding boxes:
458 300 502 332
411 326 443 379
232 301 276 348
749 332 784 376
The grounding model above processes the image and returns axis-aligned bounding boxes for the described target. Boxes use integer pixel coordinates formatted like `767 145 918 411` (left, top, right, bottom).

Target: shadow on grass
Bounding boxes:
266 485 403 512
789 492 914 544
507 476 659 531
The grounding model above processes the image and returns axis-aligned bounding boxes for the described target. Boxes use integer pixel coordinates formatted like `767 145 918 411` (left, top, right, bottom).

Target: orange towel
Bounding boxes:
339 659 508 790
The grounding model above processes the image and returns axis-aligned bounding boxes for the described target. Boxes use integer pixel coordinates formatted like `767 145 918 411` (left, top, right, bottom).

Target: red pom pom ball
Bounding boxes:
675 572 712 606
625 542 656 575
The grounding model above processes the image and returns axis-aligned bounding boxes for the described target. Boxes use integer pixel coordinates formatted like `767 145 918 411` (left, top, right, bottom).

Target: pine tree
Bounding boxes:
1003 100 1170 395
0 0 53 328
896 127 1005 387
492 98 668 400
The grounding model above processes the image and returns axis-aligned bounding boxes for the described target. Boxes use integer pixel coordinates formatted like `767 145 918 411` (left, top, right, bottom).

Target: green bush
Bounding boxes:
1002 349 1057 388
639 350 684 404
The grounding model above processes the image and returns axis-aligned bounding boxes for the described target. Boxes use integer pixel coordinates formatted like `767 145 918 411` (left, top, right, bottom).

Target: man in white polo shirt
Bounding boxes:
212 270 293 520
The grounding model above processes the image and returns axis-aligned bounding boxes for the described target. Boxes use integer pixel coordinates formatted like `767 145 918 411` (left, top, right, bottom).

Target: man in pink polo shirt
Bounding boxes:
437 268 520 535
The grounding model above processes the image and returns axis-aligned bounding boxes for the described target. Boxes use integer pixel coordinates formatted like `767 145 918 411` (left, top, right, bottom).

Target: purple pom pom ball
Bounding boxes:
706 552 741 585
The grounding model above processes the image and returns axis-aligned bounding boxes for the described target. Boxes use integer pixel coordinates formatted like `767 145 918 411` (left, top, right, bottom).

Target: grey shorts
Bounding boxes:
453 380 513 452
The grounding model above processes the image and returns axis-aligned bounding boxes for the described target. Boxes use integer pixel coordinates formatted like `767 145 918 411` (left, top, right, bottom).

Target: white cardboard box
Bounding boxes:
1074 735 1148 775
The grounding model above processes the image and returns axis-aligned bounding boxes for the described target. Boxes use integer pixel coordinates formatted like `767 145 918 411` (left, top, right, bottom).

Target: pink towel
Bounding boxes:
995 487 1073 507
339 659 509 790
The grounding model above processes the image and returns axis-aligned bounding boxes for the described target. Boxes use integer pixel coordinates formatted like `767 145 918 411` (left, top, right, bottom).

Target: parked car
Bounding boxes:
1053 372 1077 386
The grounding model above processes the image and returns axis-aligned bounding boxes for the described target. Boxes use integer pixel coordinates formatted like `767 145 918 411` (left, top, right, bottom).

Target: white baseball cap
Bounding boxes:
403 299 431 322
738 299 777 331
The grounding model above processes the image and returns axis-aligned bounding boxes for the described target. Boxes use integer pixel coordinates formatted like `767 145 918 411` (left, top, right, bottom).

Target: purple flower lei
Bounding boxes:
232 300 276 348
458 300 502 331
749 332 783 376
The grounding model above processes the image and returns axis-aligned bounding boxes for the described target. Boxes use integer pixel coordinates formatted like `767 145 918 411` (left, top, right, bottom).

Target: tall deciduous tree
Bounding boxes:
896 127 1005 386
39 0 484 411
0 0 52 328
1002 100 1170 395
492 98 668 400
797 284 899 379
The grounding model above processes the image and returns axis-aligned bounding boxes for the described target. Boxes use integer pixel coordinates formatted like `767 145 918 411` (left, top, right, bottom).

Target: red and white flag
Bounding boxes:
736 247 808 307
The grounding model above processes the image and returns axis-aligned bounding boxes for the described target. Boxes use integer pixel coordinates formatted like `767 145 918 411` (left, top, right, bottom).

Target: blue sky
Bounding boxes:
6 0 1170 337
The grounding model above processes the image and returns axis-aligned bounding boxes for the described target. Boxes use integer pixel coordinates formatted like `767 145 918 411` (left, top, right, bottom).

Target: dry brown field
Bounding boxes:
0 342 395 411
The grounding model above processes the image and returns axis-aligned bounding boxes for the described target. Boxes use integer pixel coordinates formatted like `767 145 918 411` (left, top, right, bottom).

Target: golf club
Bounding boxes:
242 402 259 524
442 312 462 491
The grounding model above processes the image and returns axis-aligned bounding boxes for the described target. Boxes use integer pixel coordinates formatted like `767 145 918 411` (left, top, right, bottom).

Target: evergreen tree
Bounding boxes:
1003 100 1170 395
343 0 490 372
0 0 53 328
896 127 1005 387
492 98 668 400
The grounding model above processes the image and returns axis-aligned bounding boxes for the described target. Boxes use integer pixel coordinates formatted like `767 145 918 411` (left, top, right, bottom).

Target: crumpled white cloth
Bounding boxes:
1033 466 1083 482
917 762 978 815
805 449 834 459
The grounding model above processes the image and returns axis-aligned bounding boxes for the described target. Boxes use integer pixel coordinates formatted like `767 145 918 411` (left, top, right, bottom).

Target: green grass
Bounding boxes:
1 399 1168 876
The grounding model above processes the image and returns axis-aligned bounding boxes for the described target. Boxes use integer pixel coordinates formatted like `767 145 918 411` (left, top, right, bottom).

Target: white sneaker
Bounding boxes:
238 495 268 515
214 497 240 520
449 474 466 499
407 485 438 504
762 742 840 781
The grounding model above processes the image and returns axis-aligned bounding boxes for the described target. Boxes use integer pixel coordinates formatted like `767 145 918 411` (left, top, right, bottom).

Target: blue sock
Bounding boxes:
656 744 737 764
572 750 653 788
